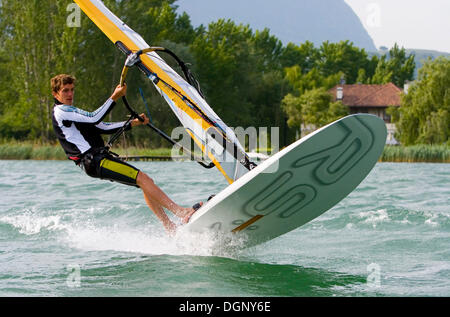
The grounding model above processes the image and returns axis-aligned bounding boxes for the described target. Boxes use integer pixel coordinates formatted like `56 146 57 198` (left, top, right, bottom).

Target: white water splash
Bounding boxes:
0 205 247 258
356 209 390 228
61 218 247 258
0 212 65 235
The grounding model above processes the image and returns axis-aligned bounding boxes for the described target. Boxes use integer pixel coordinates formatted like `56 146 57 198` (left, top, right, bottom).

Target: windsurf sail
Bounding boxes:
73 0 255 184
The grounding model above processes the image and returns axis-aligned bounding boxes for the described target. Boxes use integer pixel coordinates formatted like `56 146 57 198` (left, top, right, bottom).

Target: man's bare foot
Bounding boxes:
176 203 202 218
181 202 203 224
173 206 191 218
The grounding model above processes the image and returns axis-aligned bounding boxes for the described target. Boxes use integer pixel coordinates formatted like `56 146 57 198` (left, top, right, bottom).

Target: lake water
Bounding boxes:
0 160 449 297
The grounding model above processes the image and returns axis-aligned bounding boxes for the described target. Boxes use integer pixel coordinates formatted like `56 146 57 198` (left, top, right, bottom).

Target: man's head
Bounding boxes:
51 74 76 105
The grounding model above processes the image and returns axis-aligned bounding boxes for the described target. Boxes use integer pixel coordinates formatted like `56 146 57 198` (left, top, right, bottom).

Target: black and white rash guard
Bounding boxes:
52 98 130 159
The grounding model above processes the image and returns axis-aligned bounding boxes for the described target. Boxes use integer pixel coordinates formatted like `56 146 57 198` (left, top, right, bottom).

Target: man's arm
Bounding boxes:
95 113 149 135
55 85 128 125
95 121 131 134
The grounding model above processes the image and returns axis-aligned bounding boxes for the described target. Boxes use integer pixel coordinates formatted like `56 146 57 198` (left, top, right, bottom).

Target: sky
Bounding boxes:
344 0 450 53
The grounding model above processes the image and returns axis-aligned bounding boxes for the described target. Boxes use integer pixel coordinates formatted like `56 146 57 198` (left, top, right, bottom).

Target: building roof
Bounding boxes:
329 83 402 108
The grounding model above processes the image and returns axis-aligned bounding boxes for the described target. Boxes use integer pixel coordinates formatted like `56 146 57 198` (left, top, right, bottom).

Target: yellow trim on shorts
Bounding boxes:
100 158 139 181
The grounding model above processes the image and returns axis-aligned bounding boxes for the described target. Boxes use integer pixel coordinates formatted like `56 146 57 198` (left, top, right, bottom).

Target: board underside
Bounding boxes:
186 114 387 247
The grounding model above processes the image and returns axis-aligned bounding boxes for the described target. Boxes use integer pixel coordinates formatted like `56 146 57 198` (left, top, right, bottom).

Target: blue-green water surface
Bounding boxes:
0 161 449 296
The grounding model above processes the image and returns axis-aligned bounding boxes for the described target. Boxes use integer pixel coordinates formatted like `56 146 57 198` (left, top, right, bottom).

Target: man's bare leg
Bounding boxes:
136 172 200 222
142 193 176 235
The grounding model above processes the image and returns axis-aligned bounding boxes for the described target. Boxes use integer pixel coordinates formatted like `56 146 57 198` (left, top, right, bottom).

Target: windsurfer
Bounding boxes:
51 74 201 234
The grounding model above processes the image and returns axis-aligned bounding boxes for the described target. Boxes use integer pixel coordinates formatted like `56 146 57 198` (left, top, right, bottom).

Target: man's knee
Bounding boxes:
137 171 154 186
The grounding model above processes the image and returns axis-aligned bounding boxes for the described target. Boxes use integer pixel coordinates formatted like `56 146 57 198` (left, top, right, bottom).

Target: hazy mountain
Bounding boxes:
405 49 450 69
176 0 377 51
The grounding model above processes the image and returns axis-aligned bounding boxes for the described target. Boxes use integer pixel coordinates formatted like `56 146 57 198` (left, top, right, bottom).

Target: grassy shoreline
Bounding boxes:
0 143 174 161
381 144 450 163
0 142 449 163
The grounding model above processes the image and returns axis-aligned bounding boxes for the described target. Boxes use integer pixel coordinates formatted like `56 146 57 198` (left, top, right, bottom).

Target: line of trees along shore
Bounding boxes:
0 0 448 148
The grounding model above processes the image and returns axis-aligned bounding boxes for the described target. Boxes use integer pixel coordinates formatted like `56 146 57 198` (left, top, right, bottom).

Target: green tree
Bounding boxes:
317 40 371 84
282 87 348 133
284 65 342 95
0 0 79 140
281 93 303 129
395 57 449 145
280 40 381 86
190 19 287 130
386 44 415 87
328 98 350 122
356 68 367 83
370 44 415 87
190 20 253 125
280 41 319 71
370 54 393 84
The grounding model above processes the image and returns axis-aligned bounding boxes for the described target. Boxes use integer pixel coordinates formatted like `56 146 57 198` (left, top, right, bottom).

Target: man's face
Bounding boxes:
53 83 75 105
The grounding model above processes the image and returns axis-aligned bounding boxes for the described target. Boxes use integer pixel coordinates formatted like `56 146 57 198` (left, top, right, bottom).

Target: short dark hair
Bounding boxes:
51 74 76 93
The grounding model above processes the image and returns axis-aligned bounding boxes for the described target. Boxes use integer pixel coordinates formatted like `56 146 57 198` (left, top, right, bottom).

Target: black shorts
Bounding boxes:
81 149 140 187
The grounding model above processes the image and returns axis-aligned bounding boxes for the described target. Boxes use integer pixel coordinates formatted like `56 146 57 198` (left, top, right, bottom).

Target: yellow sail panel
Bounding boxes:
73 1 120 43
153 80 213 132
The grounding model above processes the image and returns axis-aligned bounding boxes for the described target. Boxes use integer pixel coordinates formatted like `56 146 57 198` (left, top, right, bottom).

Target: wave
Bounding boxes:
0 212 66 236
306 205 450 231
57 253 367 297
350 208 450 229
